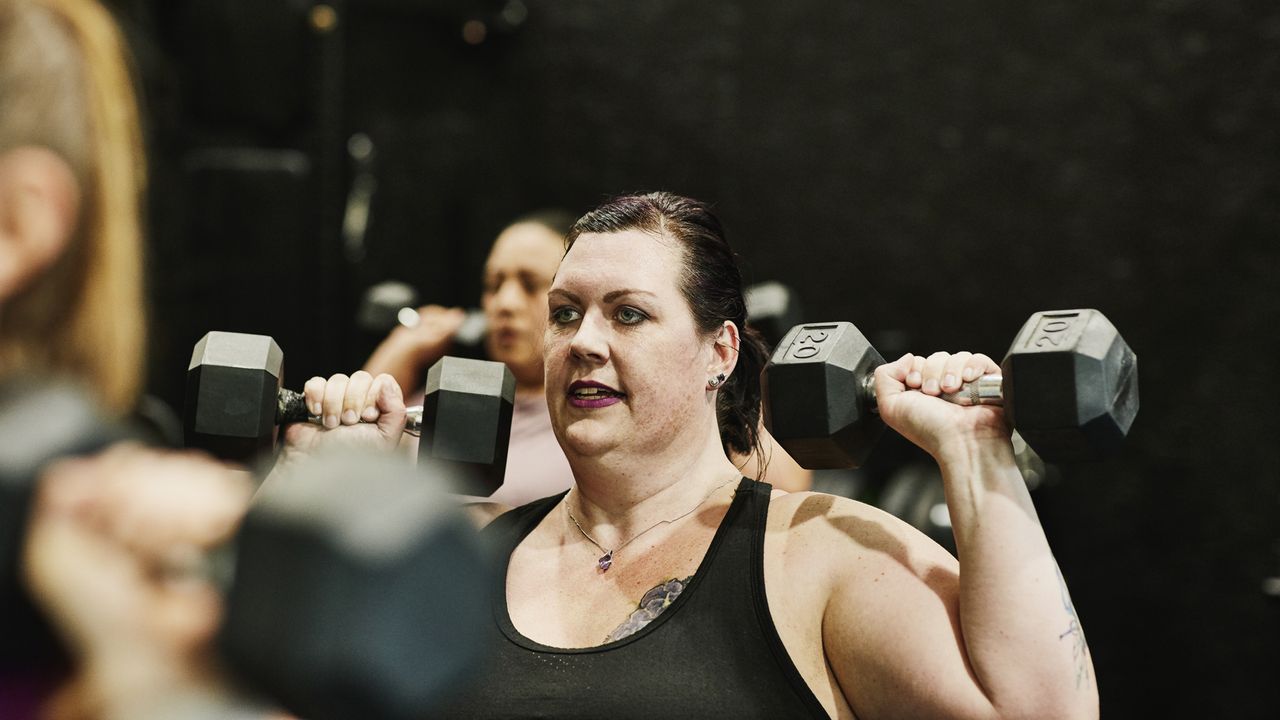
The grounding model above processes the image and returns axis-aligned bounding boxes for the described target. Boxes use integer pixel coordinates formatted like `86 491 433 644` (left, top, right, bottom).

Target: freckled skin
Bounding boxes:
543 230 717 465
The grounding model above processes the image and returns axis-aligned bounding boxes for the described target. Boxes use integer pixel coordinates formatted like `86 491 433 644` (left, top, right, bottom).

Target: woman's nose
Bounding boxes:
488 277 525 315
568 311 609 364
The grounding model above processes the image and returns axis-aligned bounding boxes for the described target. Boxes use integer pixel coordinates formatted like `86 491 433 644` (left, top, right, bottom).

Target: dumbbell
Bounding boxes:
358 280 487 355
764 309 1139 468
218 449 491 720
184 331 514 496
0 380 492 719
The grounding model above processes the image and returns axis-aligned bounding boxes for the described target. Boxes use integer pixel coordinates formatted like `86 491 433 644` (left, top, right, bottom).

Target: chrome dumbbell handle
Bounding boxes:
940 375 1004 406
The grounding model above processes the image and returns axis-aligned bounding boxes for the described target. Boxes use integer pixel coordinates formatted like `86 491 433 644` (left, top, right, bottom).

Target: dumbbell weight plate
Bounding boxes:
220 449 491 720
185 331 285 461
764 322 886 469
1001 309 1139 462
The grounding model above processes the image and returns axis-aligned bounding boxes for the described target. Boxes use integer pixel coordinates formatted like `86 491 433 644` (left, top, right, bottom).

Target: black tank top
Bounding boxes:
434 478 829 719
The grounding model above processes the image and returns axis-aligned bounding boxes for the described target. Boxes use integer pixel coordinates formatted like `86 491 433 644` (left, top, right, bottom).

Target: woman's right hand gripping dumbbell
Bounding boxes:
283 371 408 458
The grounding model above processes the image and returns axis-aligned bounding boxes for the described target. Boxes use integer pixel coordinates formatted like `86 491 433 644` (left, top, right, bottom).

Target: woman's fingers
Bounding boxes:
321 374 350 428
883 351 1000 398
904 354 925 388
299 370 407 441
370 373 403 414
939 352 973 393
920 352 951 395
342 371 375 425
303 376 327 418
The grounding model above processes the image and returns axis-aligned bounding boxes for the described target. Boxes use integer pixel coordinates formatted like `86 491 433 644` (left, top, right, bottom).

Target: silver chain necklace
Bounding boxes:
564 478 738 573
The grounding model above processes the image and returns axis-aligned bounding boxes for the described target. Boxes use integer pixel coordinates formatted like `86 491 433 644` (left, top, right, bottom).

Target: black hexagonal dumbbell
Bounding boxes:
763 309 1139 468
218 449 492 720
184 331 514 495
0 380 492 719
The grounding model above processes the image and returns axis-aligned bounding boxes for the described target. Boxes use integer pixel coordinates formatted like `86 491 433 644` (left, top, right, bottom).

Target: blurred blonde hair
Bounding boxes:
0 0 146 414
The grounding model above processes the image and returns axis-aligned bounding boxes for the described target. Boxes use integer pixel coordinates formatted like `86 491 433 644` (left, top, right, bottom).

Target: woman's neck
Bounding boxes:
565 427 742 541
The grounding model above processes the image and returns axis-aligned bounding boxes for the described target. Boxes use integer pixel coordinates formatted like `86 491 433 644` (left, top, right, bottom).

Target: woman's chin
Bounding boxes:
559 422 618 458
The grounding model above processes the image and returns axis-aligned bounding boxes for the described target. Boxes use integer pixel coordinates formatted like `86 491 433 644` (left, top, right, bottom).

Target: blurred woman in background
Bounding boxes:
364 211 579 505
0 0 147 415
1 2 253 718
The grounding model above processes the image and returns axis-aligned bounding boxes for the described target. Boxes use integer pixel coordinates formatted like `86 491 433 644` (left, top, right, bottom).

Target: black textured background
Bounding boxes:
112 0 1278 715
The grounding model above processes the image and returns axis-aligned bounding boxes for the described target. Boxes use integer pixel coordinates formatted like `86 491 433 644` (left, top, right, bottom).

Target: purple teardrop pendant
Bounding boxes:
597 551 614 572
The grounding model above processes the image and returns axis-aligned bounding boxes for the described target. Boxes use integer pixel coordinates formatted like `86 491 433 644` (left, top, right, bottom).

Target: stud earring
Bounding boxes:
707 372 727 389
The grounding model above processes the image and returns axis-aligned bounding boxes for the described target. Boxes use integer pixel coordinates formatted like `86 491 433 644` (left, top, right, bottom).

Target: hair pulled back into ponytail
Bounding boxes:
566 192 769 466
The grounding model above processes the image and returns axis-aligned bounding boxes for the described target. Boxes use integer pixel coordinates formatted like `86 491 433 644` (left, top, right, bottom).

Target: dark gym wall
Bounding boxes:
119 0 1278 716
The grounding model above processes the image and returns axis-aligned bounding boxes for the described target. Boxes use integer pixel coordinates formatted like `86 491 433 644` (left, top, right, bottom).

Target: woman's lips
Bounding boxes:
490 327 521 346
567 381 625 409
568 394 623 409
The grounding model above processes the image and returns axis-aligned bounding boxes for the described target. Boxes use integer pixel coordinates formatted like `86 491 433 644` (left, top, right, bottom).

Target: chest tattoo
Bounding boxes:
603 575 693 643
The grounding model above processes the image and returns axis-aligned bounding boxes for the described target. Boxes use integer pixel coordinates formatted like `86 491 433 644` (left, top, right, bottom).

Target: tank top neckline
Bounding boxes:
493 477 755 655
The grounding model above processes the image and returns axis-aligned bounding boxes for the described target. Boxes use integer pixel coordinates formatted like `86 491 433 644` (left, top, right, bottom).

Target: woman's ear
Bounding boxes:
0 146 81 301
709 320 742 380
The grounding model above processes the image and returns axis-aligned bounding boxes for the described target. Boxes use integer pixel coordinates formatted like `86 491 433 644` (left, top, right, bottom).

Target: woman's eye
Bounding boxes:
551 306 581 324
616 306 647 325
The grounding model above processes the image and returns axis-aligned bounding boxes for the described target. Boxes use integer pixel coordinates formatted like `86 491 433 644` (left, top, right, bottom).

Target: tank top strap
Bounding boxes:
680 478 828 718
679 477 766 597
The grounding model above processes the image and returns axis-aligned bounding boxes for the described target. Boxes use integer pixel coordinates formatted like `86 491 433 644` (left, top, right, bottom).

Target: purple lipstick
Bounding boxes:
567 379 625 409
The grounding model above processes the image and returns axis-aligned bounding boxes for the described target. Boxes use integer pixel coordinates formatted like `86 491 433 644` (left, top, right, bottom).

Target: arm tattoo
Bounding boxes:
604 576 693 643
1055 563 1091 690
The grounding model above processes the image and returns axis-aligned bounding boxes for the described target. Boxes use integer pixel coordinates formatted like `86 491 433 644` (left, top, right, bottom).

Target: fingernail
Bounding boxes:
310 402 322 416
361 406 379 422
962 367 977 382
907 371 922 386
342 410 358 425
924 378 940 394
944 374 956 389
324 414 338 429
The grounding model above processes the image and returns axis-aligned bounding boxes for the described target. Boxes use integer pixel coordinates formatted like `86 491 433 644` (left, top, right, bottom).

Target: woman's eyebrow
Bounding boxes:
547 288 581 303
602 289 658 303
548 288 657 304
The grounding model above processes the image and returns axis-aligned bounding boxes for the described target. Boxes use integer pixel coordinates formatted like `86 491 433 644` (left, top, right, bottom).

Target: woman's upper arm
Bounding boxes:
808 498 1000 720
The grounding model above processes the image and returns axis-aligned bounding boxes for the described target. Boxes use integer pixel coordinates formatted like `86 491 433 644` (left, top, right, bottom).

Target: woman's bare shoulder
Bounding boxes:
765 490 955 573
766 489 892 528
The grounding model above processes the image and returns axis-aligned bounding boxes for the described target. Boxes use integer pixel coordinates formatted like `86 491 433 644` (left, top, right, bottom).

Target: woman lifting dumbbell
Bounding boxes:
1 1 258 718
305 192 1100 719
362 210 812 503
362 212 581 506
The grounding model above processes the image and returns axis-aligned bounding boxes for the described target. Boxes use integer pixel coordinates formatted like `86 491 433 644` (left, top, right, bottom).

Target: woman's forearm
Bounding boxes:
937 438 1099 719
